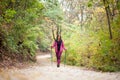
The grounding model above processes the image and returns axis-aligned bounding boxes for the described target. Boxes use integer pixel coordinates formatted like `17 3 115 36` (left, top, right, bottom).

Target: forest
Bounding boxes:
0 0 120 72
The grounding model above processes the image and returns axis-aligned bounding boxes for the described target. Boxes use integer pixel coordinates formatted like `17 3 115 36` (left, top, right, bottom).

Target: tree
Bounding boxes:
103 0 113 39
0 0 44 61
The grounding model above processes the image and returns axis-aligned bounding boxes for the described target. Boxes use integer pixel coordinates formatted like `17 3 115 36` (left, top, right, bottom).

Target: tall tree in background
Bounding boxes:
103 0 112 39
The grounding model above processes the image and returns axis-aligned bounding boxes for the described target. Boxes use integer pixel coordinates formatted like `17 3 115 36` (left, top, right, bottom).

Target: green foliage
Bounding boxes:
4 9 16 22
62 23 120 71
88 0 93 7
58 0 120 72
43 0 64 23
61 9 120 71
0 0 45 61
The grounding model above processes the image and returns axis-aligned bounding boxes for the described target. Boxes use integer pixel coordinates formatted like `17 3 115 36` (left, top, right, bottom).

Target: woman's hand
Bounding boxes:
64 48 67 51
51 46 53 49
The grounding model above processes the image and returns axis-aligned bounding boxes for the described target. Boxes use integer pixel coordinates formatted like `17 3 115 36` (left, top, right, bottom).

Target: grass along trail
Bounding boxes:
0 52 120 80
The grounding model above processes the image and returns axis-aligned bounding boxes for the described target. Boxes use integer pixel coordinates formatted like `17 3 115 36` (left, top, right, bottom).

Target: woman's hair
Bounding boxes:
56 35 62 41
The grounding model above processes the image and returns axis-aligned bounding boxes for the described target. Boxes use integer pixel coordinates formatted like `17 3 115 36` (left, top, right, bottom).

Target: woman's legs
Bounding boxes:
56 52 62 67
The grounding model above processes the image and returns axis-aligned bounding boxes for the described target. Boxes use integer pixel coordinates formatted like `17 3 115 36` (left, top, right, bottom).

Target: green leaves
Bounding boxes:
4 9 16 22
43 0 63 21
88 0 93 7
0 0 46 61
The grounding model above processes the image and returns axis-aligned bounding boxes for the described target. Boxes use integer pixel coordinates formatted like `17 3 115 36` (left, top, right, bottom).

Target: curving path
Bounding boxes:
0 53 120 80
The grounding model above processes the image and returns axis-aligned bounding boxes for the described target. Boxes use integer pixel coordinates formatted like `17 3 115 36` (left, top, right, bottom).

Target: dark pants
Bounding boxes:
56 51 62 65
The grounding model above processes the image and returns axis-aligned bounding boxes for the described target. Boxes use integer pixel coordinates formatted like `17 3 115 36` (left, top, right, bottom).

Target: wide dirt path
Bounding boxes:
0 53 120 80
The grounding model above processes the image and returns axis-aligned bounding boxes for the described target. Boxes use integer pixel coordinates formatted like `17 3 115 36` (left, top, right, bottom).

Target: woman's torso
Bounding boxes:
56 40 62 52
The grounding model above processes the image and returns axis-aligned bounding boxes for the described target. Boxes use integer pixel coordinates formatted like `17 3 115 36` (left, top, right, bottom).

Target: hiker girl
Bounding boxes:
51 35 66 67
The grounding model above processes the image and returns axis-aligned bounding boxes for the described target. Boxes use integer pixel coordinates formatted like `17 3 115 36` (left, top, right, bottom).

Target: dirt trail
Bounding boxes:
0 53 120 80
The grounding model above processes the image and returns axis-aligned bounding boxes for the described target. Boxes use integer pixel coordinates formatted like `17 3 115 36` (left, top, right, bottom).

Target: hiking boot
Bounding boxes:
57 64 60 67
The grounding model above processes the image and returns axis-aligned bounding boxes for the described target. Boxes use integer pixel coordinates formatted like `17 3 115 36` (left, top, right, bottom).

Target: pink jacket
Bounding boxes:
51 40 66 53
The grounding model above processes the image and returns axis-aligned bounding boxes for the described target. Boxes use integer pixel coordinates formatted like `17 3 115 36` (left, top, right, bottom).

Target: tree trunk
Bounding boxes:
52 25 55 40
103 0 113 39
80 5 84 30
